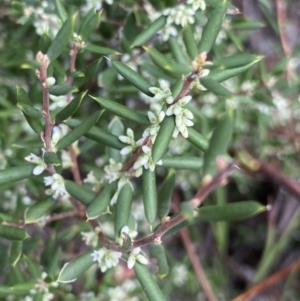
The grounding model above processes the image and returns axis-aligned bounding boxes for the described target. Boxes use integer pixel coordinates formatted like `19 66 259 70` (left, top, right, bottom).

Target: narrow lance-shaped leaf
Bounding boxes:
111 60 154 97
187 128 208 152
10 241 23 267
48 85 78 96
206 60 262 83
47 14 75 62
38 32 52 53
152 116 175 163
198 0 227 53
142 168 157 224
160 156 202 170
16 86 43 134
210 53 263 69
168 36 189 64
43 152 61 166
85 44 120 55
144 47 192 79
150 244 169 278
115 181 134 237
56 109 102 150
134 262 168 301
57 252 94 283
108 117 124 162
0 225 29 241
55 91 86 123
87 182 117 220
158 169 175 219
202 111 234 178
163 201 266 237
200 78 233 98
25 198 54 224
64 180 96 206
0 165 35 186
23 255 41 279
0 283 35 296
182 24 198 60
131 15 166 47
17 103 43 119
78 9 101 41
54 0 68 22
91 96 150 125
66 119 125 150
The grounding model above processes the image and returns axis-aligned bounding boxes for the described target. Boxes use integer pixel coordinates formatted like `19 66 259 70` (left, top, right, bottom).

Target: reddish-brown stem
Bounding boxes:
180 227 219 301
230 257 300 301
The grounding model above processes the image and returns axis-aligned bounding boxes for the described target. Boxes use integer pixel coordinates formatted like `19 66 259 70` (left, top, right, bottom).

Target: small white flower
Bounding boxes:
50 124 69 151
81 227 100 247
45 77 56 88
49 95 67 111
116 225 138 245
104 158 123 183
43 173 68 200
164 5 195 27
149 80 173 104
110 176 128 205
187 0 206 11
127 247 148 269
133 145 162 171
160 24 178 41
119 128 142 156
25 153 47 175
142 111 165 142
91 247 122 273
83 171 104 192
172 264 188 286
61 150 73 170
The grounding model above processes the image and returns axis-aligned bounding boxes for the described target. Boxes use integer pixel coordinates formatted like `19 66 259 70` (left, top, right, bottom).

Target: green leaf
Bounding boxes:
86 182 117 220
180 201 195 222
49 85 78 96
150 244 169 278
78 9 101 41
108 117 124 162
187 128 209 152
183 24 198 60
17 103 43 119
196 201 266 221
10 241 23 266
206 60 261 83
131 15 166 47
200 78 233 97
202 112 234 177
43 152 61 166
115 181 134 237
160 156 202 170
134 262 167 301
211 53 262 69
152 116 175 163
0 165 35 186
72 58 102 88
198 0 227 53
0 283 35 296
25 198 54 224
0 225 29 241
64 180 96 206
168 36 189 64
57 252 94 283
66 119 125 150
47 14 75 62
142 168 157 224
145 47 192 78
38 32 52 53
54 0 68 22
56 110 102 150
91 96 150 125
111 60 153 96
55 91 86 123
85 44 120 55
158 169 175 219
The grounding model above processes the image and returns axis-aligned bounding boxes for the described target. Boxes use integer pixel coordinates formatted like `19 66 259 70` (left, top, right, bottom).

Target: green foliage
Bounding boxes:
1 1 300 300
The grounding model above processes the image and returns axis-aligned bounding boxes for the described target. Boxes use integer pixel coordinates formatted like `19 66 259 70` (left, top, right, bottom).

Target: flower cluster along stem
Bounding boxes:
121 136 152 172
93 162 237 253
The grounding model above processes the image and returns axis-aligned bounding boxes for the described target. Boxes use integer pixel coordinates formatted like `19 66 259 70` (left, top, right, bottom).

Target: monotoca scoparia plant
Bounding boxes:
3 0 299 300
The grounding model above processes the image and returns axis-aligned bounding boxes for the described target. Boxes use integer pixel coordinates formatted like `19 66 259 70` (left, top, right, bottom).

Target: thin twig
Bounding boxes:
230 257 300 301
180 227 219 301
